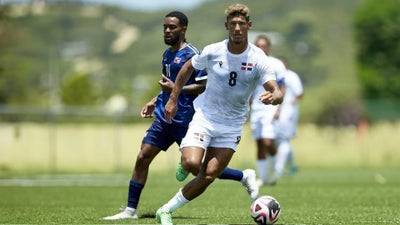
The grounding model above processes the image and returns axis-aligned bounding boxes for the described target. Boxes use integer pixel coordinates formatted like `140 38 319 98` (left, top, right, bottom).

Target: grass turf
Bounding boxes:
0 168 399 224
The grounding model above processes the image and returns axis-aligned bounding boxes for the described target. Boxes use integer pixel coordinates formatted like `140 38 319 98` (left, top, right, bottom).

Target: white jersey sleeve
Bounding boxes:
250 56 284 114
191 45 210 70
267 56 286 84
287 70 304 97
256 54 276 85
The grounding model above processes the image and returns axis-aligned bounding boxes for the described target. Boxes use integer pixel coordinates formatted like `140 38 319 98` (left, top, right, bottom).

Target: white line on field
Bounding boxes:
0 174 131 187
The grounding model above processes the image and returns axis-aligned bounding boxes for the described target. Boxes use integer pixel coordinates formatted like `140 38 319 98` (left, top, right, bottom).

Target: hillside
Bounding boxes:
0 0 362 122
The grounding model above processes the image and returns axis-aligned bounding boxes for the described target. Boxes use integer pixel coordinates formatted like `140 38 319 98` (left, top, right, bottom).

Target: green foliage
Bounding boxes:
61 72 98 105
355 0 400 99
0 0 367 123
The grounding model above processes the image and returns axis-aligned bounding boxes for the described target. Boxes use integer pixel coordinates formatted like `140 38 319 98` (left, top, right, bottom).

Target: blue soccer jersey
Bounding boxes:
154 44 207 127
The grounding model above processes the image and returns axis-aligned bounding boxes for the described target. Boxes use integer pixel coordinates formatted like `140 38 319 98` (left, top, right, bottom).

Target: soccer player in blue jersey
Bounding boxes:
103 11 258 221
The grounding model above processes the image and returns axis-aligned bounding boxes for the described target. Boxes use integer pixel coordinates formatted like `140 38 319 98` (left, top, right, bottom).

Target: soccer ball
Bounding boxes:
250 195 281 225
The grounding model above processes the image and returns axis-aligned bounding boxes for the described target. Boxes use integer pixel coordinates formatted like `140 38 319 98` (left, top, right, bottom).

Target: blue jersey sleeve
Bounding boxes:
154 44 206 127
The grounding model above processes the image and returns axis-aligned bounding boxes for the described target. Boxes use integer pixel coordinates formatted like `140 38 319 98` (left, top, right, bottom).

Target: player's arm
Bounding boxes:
164 59 195 122
273 79 286 120
291 74 304 104
182 79 206 95
159 74 205 95
140 96 157 118
259 80 283 105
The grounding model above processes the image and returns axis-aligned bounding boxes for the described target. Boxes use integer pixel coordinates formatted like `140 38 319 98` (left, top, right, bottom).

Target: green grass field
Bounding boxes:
1 168 399 225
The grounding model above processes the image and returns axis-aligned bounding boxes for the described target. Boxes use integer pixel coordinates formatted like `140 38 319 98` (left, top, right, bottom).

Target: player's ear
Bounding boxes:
224 21 228 30
248 20 252 29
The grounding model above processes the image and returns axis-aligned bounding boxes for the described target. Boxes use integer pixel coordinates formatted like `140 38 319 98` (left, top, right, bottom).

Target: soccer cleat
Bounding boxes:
102 207 138 220
241 169 259 201
156 208 173 225
175 162 189 182
289 165 298 176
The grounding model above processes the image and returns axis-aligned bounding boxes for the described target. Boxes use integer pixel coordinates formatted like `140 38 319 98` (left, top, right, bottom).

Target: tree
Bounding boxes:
61 72 98 105
354 0 400 99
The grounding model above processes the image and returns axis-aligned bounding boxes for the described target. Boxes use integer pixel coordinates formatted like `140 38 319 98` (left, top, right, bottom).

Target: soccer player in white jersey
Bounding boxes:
271 60 304 184
155 4 283 225
250 35 287 186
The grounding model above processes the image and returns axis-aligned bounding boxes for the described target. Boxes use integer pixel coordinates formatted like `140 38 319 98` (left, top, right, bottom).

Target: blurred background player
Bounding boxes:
250 34 287 186
102 11 207 220
156 4 282 225
271 59 304 184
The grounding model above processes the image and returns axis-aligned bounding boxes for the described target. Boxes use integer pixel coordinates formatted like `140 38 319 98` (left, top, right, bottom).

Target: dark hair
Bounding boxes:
255 34 271 47
165 11 188 27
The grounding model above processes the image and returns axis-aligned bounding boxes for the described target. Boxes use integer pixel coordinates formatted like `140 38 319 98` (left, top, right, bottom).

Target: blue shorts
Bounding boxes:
142 119 188 151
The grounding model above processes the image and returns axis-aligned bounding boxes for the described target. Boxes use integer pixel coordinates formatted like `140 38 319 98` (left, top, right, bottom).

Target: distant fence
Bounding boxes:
0 105 140 123
1 105 400 173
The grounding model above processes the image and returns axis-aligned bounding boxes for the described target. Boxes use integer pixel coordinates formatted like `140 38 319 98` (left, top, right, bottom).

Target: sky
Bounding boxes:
0 0 212 11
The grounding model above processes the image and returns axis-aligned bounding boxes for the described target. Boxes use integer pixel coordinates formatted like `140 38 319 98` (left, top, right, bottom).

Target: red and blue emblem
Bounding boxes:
241 62 253 71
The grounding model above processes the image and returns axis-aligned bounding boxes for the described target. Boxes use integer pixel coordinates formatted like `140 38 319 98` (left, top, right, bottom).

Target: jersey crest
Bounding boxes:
241 62 254 71
173 57 181 64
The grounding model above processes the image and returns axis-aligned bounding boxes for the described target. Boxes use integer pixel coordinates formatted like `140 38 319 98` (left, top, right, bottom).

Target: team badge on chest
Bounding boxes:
241 62 253 71
174 57 181 64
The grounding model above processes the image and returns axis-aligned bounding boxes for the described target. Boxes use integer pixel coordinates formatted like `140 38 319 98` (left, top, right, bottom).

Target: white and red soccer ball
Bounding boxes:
250 195 281 225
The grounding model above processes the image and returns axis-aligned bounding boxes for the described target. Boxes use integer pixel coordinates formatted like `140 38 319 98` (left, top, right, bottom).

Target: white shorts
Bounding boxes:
180 112 242 151
250 111 276 140
274 112 298 140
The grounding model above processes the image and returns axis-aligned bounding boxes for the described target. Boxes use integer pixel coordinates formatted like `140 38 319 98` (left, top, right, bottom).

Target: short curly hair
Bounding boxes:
225 3 250 21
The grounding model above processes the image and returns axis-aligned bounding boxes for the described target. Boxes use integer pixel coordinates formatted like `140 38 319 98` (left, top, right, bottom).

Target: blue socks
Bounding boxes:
127 168 242 209
127 179 144 209
218 167 243 181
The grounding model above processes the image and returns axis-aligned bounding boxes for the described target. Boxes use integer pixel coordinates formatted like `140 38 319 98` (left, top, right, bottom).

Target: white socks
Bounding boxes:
256 159 267 182
274 140 291 178
161 189 189 213
125 207 135 212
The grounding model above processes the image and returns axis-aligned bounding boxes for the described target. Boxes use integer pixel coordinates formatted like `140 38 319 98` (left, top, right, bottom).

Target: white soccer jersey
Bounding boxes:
274 69 303 139
279 69 303 120
191 39 276 127
250 56 286 115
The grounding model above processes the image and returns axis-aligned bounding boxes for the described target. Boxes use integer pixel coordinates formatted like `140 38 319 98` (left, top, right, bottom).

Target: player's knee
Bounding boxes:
197 170 218 185
136 150 155 166
181 158 201 175
201 174 216 185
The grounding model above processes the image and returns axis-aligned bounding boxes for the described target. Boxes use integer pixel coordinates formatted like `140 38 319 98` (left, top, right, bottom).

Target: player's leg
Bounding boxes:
103 143 161 220
287 119 299 176
128 143 162 206
104 120 173 220
176 147 204 181
251 111 277 186
177 146 249 183
272 138 291 184
156 147 234 224
256 138 269 184
273 118 297 182
287 144 298 176
176 123 253 189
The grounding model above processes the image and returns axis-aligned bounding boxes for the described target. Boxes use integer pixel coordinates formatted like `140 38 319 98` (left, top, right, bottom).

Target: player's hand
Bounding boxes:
140 101 156 118
259 91 274 105
159 74 174 92
164 99 177 123
260 90 282 105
